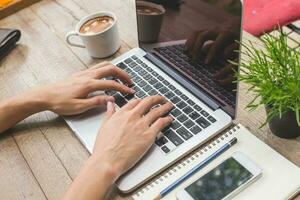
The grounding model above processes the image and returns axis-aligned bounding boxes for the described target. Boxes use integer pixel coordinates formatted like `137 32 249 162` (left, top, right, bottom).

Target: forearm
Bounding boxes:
62 155 119 200
0 91 47 133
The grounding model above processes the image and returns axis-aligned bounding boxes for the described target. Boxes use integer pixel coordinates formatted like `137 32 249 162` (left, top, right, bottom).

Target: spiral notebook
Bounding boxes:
132 124 300 200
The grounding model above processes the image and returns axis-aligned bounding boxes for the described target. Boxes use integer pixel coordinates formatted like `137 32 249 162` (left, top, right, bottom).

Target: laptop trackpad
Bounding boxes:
65 105 107 153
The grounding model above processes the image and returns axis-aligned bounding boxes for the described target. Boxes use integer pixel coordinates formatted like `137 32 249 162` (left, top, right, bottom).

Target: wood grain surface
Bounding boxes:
0 0 299 199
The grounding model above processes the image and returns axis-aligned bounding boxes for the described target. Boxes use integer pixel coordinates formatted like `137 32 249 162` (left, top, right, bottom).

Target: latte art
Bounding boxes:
80 16 114 34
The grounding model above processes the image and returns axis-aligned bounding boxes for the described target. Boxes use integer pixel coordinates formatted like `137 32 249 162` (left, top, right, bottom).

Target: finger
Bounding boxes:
193 30 218 60
149 116 173 136
205 32 233 64
218 75 235 87
88 79 135 94
74 95 114 113
91 65 133 85
104 101 116 121
223 43 239 60
215 63 236 79
133 96 167 116
185 31 201 53
89 61 111 70
144 102 174 124
121 99 141 111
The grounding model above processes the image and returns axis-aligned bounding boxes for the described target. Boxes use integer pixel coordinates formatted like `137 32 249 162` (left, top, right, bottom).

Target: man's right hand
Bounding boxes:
92 96 174 182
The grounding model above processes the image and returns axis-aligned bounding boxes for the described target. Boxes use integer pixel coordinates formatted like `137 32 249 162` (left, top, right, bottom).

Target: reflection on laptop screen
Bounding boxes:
135 0 242 117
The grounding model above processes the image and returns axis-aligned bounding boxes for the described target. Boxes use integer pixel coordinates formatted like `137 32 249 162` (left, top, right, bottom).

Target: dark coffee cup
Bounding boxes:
136 1 165 43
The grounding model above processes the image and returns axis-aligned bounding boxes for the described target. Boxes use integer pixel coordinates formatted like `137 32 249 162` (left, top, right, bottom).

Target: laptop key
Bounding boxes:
177 101 187 109
136 59 143 64
194 105 202 111
171 120 181 130
133 76 142 83
200 110 209 117
135 91 146 98
189 111 200 120
137 80 147 87
105 90 117 96
164 129 184 146
181 94 188 101
183 106 193 114
143 84 152 92
183 120 195 129
196 117 211 128
131 55 138 60
144 74 152 80
169 85 176 90
117 62 127 69
170 108 181 117
163 80 170 86
124 58 133 64
148 89 158 96
159 86 169 94
190 125 202 134
165 91 175 99
114 93 127 107
207 115 217 123
171 96 181 104
161 146 170 153
124 94 135 101
174 89 182 95
152 71 158 76
129 62 137 68
148 78 157 85
154 82 163 89
176 127 193 140
138 69 147 76
155 136 168 147
157 75 164 81
146 66 153 72
178 114 188 122
187 99 195 106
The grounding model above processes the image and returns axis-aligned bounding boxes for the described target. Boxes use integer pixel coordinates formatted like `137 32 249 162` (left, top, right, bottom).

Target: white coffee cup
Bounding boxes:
66 11 120 58
136 1 165 43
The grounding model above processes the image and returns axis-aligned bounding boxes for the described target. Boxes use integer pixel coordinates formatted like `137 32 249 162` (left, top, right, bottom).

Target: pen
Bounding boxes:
154 137 238 200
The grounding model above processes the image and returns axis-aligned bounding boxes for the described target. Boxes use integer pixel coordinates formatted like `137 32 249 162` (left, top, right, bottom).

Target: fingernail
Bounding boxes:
130 89 135 93
107 101 115 110
107 96 115 102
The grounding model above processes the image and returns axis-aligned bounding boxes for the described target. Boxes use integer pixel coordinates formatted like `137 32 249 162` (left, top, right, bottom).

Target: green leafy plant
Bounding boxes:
235 29 300 127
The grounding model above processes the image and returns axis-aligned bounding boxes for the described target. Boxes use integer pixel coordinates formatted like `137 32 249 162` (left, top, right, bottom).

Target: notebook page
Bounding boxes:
132 124 300 200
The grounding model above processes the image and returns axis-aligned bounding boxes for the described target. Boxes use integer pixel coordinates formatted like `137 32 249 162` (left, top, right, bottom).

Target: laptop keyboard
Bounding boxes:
105 55 217 154
153 44 236 107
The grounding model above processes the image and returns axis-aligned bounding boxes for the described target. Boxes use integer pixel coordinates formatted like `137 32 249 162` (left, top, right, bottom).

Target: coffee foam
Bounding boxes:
137 5 162 15
80 16 114 34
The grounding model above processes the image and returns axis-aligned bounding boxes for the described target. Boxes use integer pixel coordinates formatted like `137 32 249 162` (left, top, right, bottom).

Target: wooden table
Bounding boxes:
0 0 299 199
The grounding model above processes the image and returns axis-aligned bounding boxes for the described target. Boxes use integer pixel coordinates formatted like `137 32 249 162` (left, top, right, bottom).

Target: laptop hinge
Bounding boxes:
144 53 219 111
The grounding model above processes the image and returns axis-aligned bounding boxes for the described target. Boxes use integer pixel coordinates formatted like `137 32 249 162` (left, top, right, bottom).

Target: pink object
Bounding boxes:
243 0 300 36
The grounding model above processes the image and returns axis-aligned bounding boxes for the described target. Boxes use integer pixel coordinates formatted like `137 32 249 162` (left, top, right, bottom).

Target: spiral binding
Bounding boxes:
134 125 240 197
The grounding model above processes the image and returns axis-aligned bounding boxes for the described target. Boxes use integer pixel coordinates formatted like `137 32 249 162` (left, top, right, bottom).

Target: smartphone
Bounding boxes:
176 152 262 200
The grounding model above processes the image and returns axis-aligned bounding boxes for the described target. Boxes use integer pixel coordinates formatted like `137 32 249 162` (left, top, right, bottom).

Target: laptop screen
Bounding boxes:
135 0 242 117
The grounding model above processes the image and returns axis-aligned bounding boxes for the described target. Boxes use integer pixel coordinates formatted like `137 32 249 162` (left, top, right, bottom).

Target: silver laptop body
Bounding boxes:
65 0 242 193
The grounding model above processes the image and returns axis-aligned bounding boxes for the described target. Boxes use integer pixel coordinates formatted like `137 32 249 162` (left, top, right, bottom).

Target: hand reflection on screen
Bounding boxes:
184 17 241 87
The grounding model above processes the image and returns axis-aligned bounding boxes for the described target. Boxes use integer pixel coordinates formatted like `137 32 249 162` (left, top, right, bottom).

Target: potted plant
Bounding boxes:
236 29 300 138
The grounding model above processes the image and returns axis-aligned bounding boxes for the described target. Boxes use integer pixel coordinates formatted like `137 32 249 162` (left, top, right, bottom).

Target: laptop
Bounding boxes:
65 0 242 193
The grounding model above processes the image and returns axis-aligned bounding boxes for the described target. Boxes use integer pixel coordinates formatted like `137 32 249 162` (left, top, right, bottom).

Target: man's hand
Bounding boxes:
94 96 174 179
63 96 174 200
0 62 134 133
185 17 241 64
28 62 135 115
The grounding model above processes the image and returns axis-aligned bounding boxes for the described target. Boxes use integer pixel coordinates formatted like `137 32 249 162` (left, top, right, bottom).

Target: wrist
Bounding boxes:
4 91 48 116
85 155 121 184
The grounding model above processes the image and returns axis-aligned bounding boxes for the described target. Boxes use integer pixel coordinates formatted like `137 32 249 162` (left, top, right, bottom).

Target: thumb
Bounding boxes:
104 100 116 121
76 95 114 112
